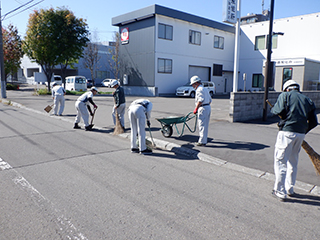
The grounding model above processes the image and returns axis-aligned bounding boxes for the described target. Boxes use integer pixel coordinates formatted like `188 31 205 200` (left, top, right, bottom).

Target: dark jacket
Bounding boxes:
271 90 317 134
113 86 126 107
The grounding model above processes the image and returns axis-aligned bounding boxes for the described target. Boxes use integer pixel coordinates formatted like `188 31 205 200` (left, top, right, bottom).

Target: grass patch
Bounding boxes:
35 89 113 96
35 88 51 95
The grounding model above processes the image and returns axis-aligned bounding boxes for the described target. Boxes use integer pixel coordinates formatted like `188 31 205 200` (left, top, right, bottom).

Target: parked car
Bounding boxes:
101 79 112 87
45 75 62 87
176 81 216 98
101 78 119 87
86 79 93 88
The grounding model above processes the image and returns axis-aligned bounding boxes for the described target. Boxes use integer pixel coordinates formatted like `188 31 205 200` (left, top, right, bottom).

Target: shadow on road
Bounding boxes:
286 193 320 206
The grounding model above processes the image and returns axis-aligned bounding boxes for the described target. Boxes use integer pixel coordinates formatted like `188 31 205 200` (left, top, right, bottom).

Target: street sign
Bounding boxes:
222 0 237 24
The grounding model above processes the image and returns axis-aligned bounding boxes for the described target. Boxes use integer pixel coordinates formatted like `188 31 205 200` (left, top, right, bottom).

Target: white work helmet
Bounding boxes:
283 80 299 91
91 87 98 92
190 75 201 85
110 79 119 88
52 82 57 86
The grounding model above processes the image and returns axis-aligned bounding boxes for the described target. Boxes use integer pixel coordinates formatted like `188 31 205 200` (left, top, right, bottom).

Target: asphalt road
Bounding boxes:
1 101 320 239
4 86 320 188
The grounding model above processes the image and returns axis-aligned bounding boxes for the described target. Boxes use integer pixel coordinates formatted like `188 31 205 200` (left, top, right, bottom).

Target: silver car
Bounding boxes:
176 81 216 98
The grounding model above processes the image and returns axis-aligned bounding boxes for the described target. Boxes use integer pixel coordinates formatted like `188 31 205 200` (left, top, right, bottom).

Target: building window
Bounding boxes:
158 58 172 73
283 68 292 82
255 35 279 50
213 64 223 76
158 23 173 40
214 36 224 49
255 35 266 50
96 71 110 79
252 74 264 88
272 35 278 49
189 30 201 45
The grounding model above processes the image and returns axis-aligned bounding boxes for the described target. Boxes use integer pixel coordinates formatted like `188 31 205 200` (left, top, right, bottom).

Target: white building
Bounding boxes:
17 42 116 86
240 12 320 91
112 4 236 96
112 4 320 96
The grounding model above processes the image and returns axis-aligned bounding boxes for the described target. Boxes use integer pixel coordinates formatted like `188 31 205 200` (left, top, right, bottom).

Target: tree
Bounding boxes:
82 41 100 82
2 24 23 81
23 7 89 91
108 32 120 79
57 9 90 87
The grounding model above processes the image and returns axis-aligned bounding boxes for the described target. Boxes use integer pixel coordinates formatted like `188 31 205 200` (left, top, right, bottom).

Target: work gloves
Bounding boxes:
193 107 198 114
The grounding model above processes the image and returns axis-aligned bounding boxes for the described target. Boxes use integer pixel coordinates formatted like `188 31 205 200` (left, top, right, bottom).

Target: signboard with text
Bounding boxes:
222 0 237 24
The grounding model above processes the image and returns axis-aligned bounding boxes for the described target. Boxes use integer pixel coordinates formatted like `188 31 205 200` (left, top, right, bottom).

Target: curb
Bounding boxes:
2 98 320 196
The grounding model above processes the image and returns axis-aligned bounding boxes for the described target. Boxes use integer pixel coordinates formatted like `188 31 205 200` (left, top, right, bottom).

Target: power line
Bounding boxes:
3 0 44 21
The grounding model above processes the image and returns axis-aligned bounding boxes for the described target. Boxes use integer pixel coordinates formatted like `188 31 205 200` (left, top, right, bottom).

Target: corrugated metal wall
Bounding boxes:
119 18 155 87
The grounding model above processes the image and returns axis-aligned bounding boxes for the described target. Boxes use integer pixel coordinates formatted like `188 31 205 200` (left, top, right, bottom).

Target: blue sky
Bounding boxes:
2 0 320 41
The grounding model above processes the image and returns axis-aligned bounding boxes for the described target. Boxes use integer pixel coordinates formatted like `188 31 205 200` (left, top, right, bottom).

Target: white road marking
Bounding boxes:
0 158 88 240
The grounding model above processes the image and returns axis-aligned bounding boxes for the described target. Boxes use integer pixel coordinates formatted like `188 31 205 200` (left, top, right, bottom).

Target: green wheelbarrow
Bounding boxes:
156 111 198 138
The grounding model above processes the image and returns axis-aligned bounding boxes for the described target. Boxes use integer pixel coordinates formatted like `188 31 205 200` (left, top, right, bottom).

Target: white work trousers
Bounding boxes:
274 131 305 195
53 95 65 115
112 103 126 128
128 105 147 151
75 101 90 127
197 105 211 144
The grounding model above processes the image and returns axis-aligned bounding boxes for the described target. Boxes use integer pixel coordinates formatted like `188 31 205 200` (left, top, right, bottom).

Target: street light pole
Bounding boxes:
262 0 275 121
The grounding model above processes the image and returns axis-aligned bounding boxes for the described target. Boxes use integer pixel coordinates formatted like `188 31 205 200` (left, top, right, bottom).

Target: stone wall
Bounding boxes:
229 91 320 122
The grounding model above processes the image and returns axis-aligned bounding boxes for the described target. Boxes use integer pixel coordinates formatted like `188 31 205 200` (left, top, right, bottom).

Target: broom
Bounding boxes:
267 99 320 175
147 121 156 148
113 108 124 135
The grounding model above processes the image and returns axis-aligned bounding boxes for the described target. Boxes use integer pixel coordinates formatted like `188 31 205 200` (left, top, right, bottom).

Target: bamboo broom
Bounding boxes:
113 108 124 135
267 99 320 175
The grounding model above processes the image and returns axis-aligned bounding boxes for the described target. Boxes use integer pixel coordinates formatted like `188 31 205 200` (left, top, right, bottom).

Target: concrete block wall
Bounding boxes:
229 91 320 122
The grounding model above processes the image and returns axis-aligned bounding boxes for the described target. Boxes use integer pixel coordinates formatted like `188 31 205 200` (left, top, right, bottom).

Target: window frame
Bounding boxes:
283 68 293 82
213 64 223 76
158 23 173 40
252 74 264 88
254 35 266 50
158 58 173 74
214 35 224 49
189 30 201 45
255 34 279 50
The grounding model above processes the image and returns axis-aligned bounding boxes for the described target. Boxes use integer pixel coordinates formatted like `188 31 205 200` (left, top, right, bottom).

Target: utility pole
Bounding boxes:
262 0 275 121
0 3 6 98
232 0 241 92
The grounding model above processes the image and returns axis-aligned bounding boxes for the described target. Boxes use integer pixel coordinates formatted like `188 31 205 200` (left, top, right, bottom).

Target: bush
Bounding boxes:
36 88 51 95
6 83 19 90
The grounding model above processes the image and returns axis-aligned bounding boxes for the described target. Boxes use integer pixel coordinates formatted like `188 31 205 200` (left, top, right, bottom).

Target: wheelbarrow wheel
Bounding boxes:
161 125 173 138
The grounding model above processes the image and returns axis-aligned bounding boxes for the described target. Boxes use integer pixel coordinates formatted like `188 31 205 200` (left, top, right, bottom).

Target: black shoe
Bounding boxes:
131 148 139 153
85 125 93 131
73 123 81 129
140 149 152 155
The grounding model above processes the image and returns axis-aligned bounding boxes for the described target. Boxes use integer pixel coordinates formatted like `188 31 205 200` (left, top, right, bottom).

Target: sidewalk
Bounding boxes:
2 86 320 195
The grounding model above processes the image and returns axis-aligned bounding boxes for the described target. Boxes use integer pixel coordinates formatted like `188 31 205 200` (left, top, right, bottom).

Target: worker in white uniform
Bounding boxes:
51 82 66 116
190 76 212 146
128 99 153 154
74 87 98 131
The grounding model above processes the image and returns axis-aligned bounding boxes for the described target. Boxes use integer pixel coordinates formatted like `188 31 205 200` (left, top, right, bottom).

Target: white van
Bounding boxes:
65 76 87 91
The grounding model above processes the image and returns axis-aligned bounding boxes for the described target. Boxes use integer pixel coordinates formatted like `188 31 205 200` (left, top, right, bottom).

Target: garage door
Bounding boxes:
189 66 210 82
